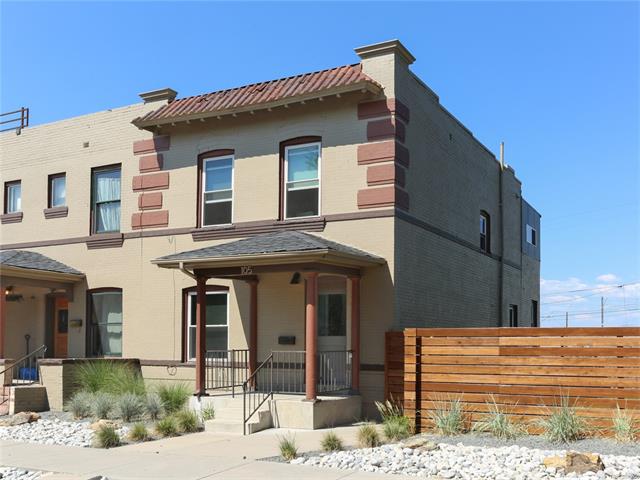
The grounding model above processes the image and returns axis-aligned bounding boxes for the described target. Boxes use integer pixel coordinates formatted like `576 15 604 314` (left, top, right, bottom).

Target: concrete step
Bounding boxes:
204 407 272 435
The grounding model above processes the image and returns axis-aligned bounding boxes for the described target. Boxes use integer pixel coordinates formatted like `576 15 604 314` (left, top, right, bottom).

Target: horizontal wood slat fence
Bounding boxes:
388 327 640 436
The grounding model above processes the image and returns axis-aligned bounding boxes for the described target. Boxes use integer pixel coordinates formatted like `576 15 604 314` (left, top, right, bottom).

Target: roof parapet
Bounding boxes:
139 88 178 104
355 39 415 65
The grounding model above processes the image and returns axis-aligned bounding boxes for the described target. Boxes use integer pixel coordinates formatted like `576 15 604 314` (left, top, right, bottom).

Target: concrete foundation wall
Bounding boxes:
9 385 49 414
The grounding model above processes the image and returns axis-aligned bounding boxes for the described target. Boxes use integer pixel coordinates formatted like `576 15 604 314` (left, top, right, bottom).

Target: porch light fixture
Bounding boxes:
289 272 301 285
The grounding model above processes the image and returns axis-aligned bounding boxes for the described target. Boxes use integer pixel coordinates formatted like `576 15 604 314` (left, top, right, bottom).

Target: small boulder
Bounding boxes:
0 411 40 427
401 436 437 451
89 419 121 431
543 452 604 475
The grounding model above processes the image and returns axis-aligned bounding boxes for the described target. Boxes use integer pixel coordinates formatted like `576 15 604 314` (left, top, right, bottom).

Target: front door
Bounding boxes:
54 297 68 357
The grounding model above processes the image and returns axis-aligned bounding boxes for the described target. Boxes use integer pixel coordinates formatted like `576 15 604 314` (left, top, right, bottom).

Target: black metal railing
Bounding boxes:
318 350 352 393
272 350 306 393
0 345 47 386
0 107 29 133
204 349 249 397
242 353 273 435
239 349 353 434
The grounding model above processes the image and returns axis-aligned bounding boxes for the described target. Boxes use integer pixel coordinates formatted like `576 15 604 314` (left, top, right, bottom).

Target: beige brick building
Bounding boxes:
0 40 540 417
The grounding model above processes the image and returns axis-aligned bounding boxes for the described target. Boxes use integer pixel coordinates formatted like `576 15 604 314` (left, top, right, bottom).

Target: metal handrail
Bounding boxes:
0 107 29 133
242 353 273 435
0 345 47 386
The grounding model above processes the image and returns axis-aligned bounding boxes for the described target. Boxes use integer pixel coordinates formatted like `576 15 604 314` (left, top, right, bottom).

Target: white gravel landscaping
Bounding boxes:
0 418 129 448
291 442 640 479
0 467 42 480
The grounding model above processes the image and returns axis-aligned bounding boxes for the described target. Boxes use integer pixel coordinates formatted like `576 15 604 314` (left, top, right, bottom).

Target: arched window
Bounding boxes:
480 211 490 253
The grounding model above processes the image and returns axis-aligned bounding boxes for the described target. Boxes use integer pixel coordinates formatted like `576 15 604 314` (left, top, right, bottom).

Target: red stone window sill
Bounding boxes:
43 206 68 219
0 212 23 224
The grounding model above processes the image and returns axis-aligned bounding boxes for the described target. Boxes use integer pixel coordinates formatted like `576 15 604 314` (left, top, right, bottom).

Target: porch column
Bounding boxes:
349 275 361 392
195 276 207 396
304 271 318 401
0 288 5 358
246 277 259 377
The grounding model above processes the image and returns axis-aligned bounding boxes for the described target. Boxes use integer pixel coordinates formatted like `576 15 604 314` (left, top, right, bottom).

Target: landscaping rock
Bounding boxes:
0 418 129 447
89 419 121 431
0 412 40 427
401 436 437 451
544 451 605 475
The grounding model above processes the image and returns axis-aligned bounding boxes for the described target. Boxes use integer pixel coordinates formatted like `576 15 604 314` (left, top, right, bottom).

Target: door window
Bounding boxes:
187 291 229 360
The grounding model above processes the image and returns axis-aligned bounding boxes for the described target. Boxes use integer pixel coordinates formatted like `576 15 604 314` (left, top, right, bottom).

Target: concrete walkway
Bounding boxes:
0 426 411 480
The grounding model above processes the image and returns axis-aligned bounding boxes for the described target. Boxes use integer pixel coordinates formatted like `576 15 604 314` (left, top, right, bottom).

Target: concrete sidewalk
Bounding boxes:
0 426 410 480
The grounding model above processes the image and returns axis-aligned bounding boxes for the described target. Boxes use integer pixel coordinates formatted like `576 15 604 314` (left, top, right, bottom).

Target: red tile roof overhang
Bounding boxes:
132 64 382 130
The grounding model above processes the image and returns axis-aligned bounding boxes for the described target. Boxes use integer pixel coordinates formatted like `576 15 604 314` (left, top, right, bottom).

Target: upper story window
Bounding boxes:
4 181 21 213
92 165 121 234
48 173 66 208
202 155 233 226
284 142 320 219
480 211 490 253
526 224 537 246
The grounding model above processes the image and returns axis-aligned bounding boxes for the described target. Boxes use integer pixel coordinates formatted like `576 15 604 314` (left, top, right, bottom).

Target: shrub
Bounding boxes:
612 406 638 443
157 383 191 414
428 396 465 436
176 409 200 433
75 361 145 396
66 391 93 419
538 396 589 443
357 423 381 448
278 433 298 461
155 416 178 437
473 397 525 439
116 393 145 422
375 398 404 422
128 422 150 442
95 425 120 448
320 431 343 452
145 393 163 421
383 415 413 441
201 405 215 421
92 392 115 419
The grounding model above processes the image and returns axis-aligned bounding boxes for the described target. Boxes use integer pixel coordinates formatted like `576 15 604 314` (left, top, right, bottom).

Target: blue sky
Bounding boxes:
1 1 638 326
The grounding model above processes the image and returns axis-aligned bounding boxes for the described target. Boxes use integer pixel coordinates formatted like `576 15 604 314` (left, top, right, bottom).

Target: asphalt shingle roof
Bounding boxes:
0 250 84 276
155 231 383 263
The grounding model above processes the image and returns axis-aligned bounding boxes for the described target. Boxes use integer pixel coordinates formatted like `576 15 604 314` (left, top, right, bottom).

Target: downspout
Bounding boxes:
498 142 505 327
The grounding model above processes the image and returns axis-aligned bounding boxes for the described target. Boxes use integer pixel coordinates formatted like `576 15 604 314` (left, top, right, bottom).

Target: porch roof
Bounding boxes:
0 250 84 282
152 231 385 271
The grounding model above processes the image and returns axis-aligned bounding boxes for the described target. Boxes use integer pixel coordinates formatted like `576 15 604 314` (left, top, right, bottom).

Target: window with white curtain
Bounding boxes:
285 143 320 219
4 181 21 213
87 289 123 357
92 166 121 233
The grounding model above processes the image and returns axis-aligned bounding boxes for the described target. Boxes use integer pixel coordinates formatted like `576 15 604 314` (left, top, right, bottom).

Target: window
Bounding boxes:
48 173 66 208
4 181 21 213
284 142 320 219
480 211 490 252
87 289 122 357
318 293 346 336
509 304 518 327
526 224 537 246
202 155 233 226
186 291 229 361
91 166 121 233
531 300 539 327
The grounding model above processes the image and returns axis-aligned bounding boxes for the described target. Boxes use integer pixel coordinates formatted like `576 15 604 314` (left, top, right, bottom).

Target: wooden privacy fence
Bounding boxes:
391 327 640 435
